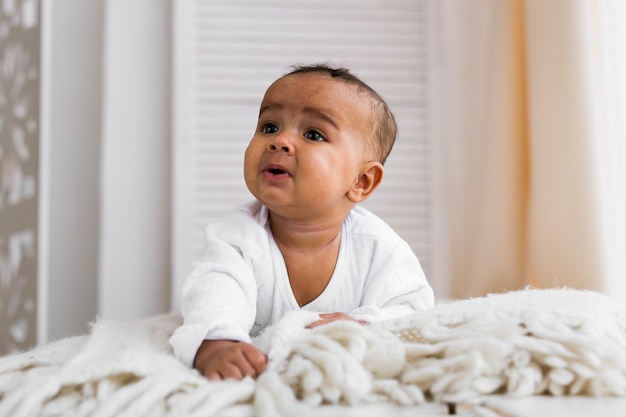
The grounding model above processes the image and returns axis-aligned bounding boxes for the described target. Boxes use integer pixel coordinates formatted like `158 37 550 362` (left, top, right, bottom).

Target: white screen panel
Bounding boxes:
173 0 436 308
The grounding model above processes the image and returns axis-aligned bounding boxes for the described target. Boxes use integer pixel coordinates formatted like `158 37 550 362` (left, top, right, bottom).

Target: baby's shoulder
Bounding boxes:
347 205 404 246
348 205 394 233
206 200 268 241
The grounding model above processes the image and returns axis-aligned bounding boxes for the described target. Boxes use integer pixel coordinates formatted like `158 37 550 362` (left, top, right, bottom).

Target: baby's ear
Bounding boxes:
347 161 384 203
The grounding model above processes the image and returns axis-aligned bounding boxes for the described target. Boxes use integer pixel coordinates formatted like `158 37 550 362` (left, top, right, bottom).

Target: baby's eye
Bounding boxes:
261 123 278 134
304 129 325 141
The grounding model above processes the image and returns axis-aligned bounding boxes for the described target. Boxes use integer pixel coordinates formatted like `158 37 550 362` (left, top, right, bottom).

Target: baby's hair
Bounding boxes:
284 63 397 165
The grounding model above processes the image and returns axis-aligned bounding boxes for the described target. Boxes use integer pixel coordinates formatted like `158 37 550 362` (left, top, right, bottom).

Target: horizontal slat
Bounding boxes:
195 3 424 15
194 57 426 70
192 68 428 82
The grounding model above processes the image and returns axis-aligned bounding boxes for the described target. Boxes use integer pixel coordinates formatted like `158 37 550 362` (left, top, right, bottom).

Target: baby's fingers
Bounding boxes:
215 344 267 380
205 362 244 381
309 313 367 328
241 344 268 376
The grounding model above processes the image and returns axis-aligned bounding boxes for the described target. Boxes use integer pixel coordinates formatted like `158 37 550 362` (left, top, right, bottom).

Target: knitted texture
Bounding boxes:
0 288 625 416
384 288 626 402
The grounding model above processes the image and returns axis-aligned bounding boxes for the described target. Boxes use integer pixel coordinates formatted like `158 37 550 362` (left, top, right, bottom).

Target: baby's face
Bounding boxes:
243 72 373 222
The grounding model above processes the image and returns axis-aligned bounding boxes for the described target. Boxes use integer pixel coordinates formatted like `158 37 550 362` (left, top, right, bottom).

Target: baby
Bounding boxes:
169 63 434 380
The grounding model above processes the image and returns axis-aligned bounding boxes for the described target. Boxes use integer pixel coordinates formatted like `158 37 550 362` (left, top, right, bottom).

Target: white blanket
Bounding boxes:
1 288 625 417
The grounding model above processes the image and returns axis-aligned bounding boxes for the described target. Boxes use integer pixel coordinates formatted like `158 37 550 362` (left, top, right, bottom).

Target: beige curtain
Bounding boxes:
439 0 626 302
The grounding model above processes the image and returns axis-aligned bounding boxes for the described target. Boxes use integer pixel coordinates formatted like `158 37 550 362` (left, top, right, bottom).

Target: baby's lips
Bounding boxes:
262 163 291 176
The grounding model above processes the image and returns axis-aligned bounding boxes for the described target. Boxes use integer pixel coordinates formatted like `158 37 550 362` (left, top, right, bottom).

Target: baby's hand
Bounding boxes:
193 339 267 381
308 312 368 329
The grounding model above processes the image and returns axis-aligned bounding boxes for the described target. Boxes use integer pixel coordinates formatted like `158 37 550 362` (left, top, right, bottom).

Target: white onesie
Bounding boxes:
169 200 434 367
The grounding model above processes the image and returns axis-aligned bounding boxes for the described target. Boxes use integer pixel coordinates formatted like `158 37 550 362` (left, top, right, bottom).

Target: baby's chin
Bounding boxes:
246 190 285 215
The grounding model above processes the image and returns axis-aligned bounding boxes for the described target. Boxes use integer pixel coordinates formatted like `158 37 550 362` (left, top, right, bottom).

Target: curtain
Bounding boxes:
438 0 626 302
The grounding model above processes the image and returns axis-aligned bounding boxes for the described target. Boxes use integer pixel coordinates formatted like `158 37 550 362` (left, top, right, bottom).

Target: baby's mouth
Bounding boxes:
263 164 290 175
267 168 286 175
263 165 291 179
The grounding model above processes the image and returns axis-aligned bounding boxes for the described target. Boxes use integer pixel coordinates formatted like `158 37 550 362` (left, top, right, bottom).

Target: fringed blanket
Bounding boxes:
1 288 625 417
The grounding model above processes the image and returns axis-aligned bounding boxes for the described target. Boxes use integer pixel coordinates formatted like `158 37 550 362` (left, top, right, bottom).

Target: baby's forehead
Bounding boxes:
265 73 375 112
273 72 363 94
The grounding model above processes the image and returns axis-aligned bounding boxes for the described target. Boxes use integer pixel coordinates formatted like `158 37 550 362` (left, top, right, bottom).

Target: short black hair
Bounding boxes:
283 63 397 165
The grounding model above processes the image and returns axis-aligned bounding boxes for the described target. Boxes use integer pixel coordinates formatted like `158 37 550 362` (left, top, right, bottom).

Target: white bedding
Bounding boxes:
1 288 625 417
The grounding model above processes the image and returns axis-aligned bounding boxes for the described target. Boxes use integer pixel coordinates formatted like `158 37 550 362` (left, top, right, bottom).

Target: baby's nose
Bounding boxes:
268 143 291 152
267 133 294 153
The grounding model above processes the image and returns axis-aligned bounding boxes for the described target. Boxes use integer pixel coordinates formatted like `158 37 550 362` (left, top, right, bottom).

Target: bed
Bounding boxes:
1 288 625 417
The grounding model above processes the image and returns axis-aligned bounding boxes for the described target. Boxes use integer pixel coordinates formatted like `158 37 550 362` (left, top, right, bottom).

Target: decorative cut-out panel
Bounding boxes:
0 0 40 354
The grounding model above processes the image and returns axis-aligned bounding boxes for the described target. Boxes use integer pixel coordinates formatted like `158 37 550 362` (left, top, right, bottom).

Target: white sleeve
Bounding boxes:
349 240 434 324
169 230 258 367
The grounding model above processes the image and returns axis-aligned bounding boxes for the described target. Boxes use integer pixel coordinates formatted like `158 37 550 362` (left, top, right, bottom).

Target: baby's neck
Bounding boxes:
268 212 344 253
269 212 345 307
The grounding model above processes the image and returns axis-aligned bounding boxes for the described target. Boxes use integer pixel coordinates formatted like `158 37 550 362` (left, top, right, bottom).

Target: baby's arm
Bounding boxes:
170 222 261 373
347 240 434 324
194 339 267 380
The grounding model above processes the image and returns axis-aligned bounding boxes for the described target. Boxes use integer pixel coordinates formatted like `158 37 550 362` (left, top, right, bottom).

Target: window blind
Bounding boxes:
173 0 436 307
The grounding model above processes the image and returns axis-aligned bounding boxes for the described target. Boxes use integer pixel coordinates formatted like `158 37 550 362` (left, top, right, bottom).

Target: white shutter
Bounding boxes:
173 0 437 308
